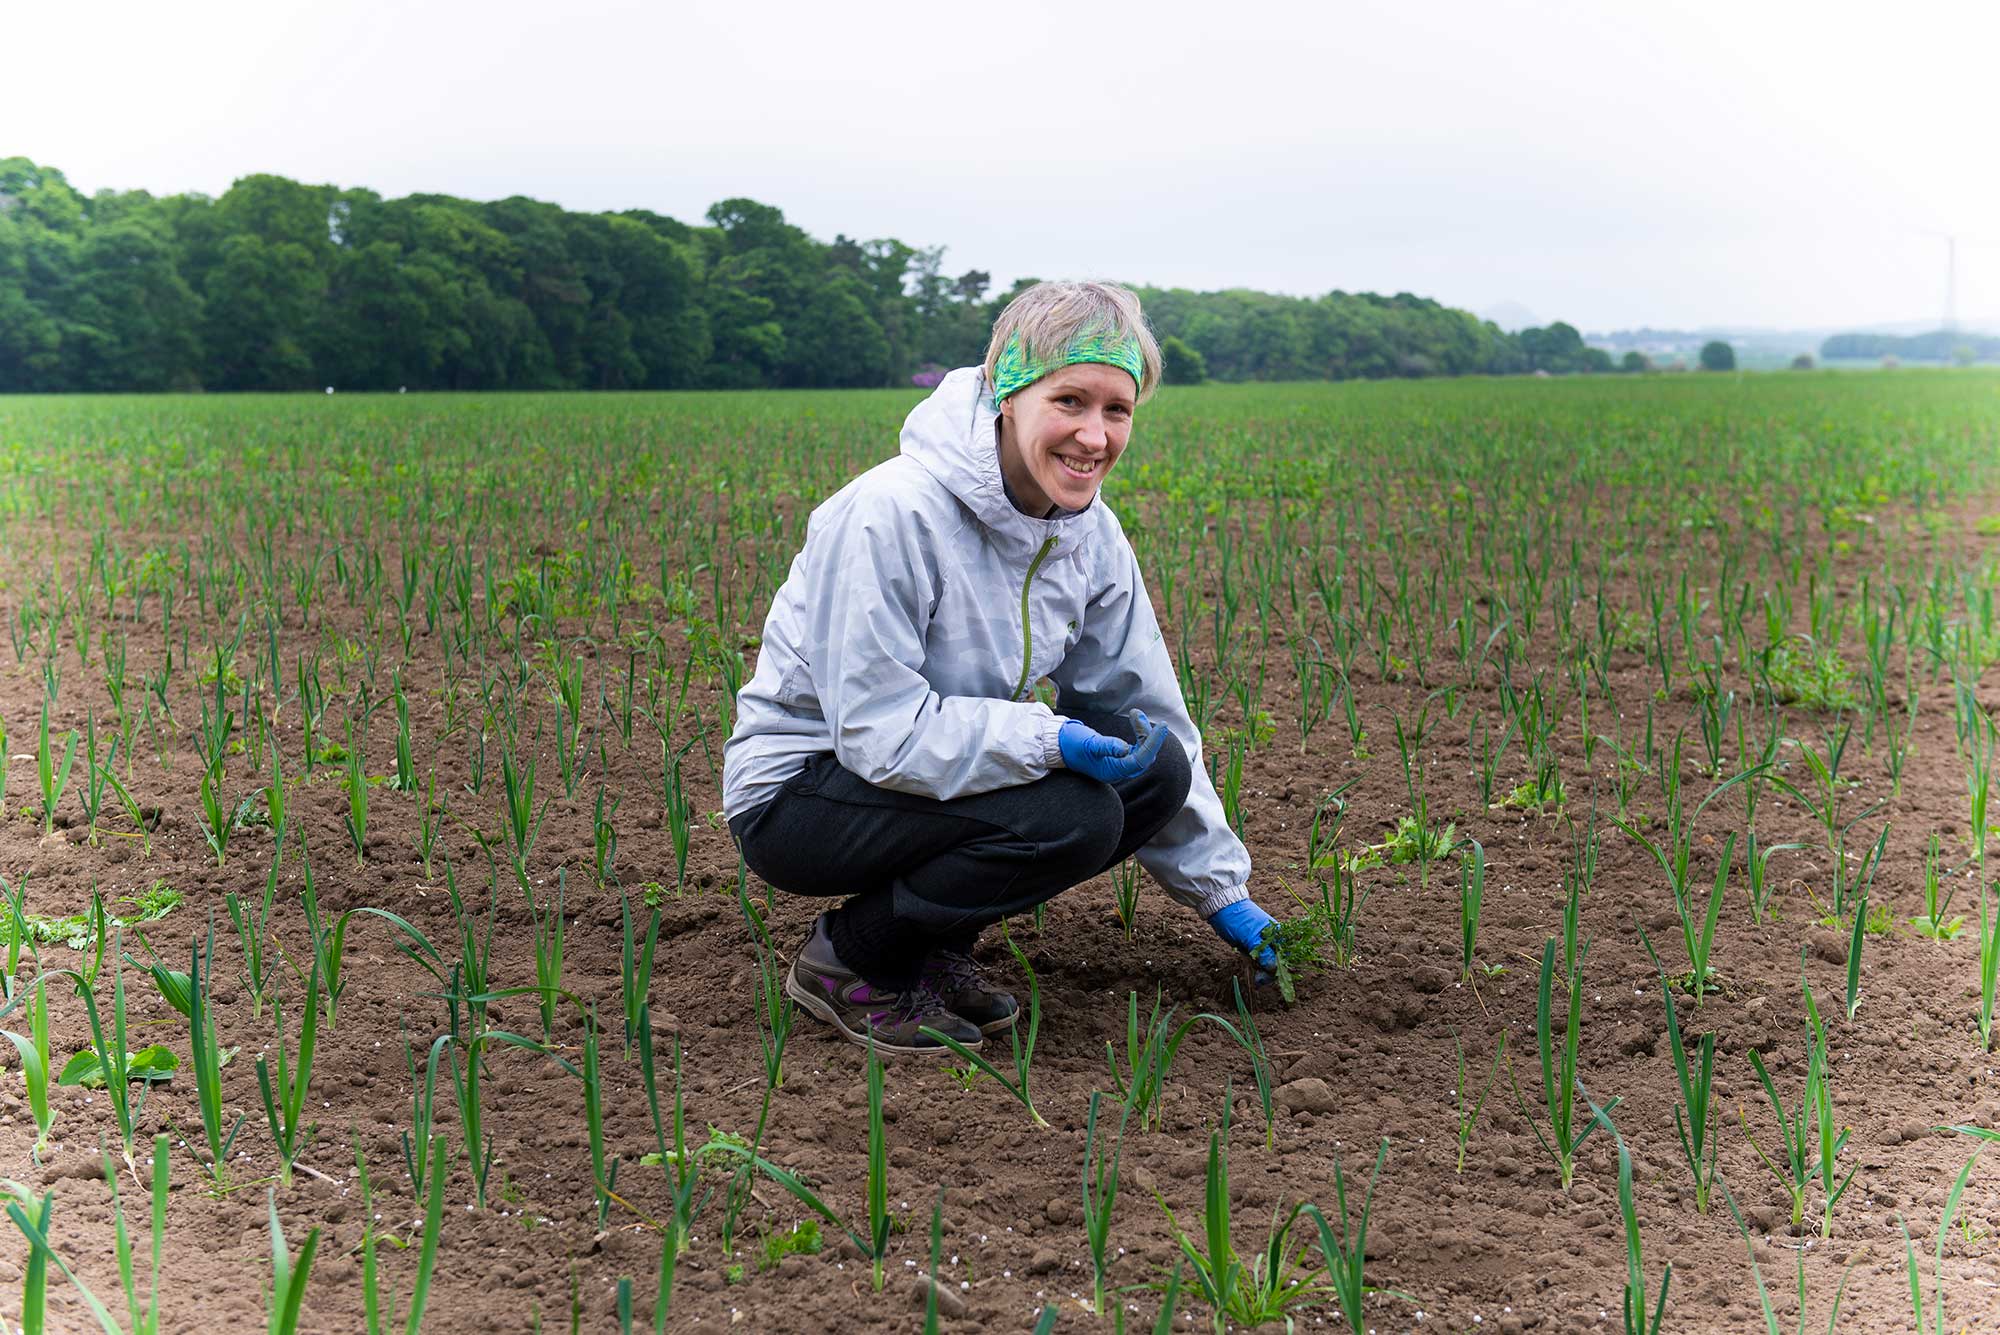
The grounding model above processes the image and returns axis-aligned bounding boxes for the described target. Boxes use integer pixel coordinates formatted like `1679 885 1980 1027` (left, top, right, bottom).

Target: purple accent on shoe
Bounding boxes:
850 983 879 1001
818 974 838 993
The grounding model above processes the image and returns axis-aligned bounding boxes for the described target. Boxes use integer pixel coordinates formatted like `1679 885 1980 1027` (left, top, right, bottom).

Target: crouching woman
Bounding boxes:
722 280 1277 1055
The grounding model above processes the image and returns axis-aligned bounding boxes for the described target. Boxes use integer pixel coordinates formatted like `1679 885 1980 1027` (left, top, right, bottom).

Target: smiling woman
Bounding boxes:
721 280 1281 1057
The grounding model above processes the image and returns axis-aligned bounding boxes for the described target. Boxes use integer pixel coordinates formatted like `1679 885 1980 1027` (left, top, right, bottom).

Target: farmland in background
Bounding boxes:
0 370 1998 1332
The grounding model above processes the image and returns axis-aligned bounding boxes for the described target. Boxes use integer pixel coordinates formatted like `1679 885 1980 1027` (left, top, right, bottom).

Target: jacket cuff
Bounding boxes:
1042 716 1069 770
1195 883 1250 919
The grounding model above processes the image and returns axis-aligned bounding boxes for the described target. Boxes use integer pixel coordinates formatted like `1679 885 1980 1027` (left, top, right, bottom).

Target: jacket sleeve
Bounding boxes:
801 490 1065 800
1049 530 1252 918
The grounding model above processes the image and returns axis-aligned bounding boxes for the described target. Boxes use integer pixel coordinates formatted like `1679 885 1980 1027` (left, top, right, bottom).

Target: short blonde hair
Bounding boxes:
983 281 1163 404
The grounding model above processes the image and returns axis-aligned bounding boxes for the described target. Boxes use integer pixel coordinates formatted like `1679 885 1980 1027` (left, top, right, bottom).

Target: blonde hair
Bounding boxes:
983 281 1163 404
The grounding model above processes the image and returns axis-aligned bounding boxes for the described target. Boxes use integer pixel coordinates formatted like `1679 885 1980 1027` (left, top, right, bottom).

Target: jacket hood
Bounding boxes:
899 366 1094 564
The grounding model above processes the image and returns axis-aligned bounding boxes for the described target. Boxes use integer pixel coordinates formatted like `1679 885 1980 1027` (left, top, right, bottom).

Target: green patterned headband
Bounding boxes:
991 329 1144 403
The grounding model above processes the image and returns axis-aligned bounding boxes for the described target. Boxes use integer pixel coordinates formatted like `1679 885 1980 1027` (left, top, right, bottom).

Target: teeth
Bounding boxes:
1059 455 1099 475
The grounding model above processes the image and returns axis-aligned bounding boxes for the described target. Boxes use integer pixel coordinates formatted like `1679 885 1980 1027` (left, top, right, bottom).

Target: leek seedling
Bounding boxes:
1720 1180 1859 1335
1508 936 1616 1190
188 921 247 1184
1898 1151 1981 1334
0 978 55 1160
64 949 150 1170
528 870 566 1042
77 707 113 845
1980 880 2000 1050
264 1190 321 1335
1112 857 1142 940
414 767 442 881
619 889 663 1055
1459 837 1486 982
1301 1138 1397 1335
1589 1102 1670 1335
582 1007 619 1229
920 926 1047 1128
1080 1091 1127 1315
1229 978 1278 1150
2 1190 53 1334
255 949 321 1188
402 1032 449 1199
1149 1094 1330 1333
343 721 369 865
389 673 418 791
1910 832 1964 940
1104 990 1226 1133
592 785 620 887
225 823 284 1019
865 1044 891 1291
1450 1027 1504 1174
923 1187 946 1335
35 699 78 839
1658 980 1717 1212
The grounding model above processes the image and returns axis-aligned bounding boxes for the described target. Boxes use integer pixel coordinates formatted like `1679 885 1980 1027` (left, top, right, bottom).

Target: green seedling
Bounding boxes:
1150 1093 1331 1334
1658 980 1717 1213
1450 1027 1505 1174
921 926 1047 1129
1113 857 1143 939
1459 837 1486 981
35 699 78 839
255 949 322 1188
1301 1138 1407 1335
1080 1092 1126 1315
1508 936 1616 1190
0 978 55 1160
264 1189 321 1335
1720 1180 1859 1335
1898 1151 1982 1334
187 921 247 1185
1910 832 1964 939
1588 1101 1670 1335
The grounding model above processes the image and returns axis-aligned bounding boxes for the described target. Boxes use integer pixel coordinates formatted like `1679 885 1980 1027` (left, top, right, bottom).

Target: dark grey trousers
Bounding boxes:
728 710 1193 987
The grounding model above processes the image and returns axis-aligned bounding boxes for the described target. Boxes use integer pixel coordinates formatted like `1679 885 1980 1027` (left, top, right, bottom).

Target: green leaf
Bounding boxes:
57 1043 178 1089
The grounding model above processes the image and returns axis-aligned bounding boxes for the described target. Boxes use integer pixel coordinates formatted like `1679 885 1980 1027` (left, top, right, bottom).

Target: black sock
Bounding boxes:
828 892 925 990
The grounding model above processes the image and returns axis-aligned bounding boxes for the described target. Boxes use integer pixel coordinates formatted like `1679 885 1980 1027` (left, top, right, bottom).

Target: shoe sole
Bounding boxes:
784 970 984 1058
977 1011 1019 1036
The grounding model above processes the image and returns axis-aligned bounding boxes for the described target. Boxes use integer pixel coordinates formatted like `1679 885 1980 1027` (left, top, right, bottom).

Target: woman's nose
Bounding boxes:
1075 413 1109 447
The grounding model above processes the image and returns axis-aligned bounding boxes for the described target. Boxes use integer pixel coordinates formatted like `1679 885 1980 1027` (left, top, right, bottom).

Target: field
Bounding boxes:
0 371 1998 1333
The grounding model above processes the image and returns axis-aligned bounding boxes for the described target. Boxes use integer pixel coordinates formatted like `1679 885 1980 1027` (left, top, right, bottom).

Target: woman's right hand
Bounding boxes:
1058 711 1169 783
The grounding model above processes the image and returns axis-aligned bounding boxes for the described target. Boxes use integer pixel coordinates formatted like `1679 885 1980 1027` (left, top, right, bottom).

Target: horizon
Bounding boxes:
14 0 1998 332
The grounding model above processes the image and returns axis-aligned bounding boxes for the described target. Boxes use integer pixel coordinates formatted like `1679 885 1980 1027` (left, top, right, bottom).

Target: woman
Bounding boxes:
723 281 1277 1055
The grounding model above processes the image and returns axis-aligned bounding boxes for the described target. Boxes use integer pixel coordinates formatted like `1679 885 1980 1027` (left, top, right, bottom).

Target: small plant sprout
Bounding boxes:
36 699 78 839
1720 1179 1860 1335
1509 933 1616 1191
1149 1093 1330 1334
1081 1091 1127 1315
1910 832 1964 940
920 925 1048 1129
357 1134 447 1335
0 977 56 1161
263 1189 321 1335
1658 979 1718 1212
1899 1151 1982 1334
1112 856 1143 940
1459 837 1486 982
1450 1027 1505 1174
1588 1101 1671 1335
1301 1138 1401 1335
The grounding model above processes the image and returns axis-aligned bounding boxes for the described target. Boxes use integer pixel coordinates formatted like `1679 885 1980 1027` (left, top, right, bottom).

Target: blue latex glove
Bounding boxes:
1057 710 1169 784
1207 898 1278 984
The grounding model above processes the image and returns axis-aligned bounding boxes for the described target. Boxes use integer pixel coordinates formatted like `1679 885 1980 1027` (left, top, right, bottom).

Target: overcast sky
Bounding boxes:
15 0 1998 332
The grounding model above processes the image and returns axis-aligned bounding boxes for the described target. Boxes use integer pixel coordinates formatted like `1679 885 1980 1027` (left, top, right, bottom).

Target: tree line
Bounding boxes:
0 157 1614 393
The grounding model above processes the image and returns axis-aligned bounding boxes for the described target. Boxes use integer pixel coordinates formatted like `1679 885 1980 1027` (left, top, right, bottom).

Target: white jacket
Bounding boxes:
721 365 1251 918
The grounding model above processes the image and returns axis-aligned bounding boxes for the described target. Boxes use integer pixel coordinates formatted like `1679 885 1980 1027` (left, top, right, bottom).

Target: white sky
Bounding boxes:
14 0 1999 332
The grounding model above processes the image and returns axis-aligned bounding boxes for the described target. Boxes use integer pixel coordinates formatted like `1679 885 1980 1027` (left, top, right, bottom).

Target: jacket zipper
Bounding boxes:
1010 534 1059 701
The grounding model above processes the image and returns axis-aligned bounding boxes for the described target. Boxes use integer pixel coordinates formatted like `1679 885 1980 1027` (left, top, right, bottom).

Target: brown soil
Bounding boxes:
2 500 1999 1335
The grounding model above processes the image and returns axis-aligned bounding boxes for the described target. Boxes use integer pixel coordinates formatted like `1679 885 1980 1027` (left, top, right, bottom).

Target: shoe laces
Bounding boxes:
921 948 982 995
882 976 954 1025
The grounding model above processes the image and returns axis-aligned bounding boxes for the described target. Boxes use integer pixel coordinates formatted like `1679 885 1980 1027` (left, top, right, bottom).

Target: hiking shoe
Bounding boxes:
784 914 983 1056
920 947 1019 1036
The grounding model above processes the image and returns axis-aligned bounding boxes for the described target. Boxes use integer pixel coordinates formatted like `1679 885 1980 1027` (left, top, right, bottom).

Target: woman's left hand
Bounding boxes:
1206 898 1278 984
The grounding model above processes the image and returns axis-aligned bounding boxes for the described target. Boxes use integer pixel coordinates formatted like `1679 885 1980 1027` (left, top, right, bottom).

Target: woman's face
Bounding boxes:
997 363 1137 516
